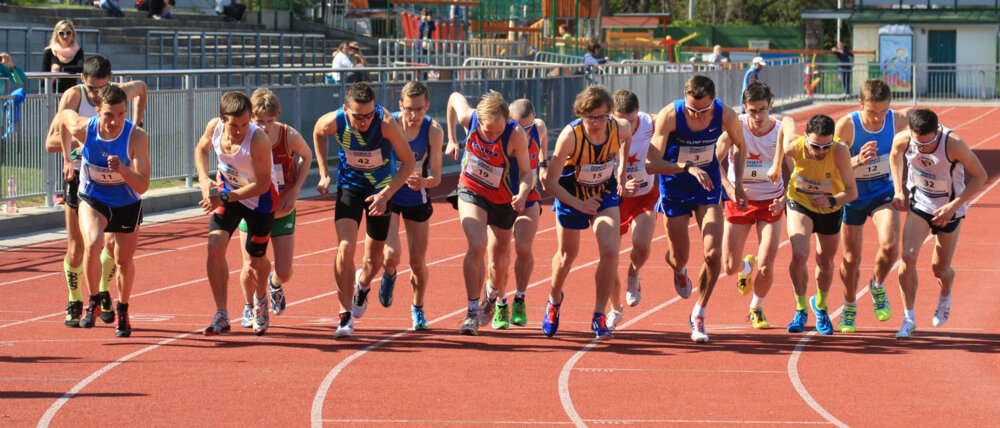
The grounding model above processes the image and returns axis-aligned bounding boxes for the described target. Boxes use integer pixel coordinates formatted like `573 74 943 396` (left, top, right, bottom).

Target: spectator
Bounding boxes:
216 0 245 22
707 45 729 64
93 0 125 17
831 41 854 95
146 0 176 19
418 8 436 41
346 41 369 83
556 24 571 55
0 53 27 94
41 19 84 94
583 41 609 75
328 42 355 84
742 56 765 94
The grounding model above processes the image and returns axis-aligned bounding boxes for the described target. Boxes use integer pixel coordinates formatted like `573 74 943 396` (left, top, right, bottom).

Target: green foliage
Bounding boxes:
608 0 839 27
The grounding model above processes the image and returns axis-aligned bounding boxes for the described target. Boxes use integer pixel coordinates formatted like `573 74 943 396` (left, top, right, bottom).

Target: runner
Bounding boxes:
376 81 443 330
444 90 532 335
784 114 857 335
45 55 147 328
835 78 909 332
541 85 631 338
645 75 748 342
606 89 656 330
195 91 278 336
54 85 150 337
236 88 312 329
313 82 416 338
717 82 795 329
890 109 986 338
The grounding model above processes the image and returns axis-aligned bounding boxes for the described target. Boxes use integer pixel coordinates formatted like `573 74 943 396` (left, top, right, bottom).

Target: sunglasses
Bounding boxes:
520 123 535 132
84 83 108 93
745 106 770 116
685 103 713 115
58 30 74 37
582 114 609 124
346 107 376 122
806 137 834 151
910 127 940 146
400 105 427 114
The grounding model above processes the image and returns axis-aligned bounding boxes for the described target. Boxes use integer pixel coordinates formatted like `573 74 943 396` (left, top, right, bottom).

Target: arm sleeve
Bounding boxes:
41 48 54 72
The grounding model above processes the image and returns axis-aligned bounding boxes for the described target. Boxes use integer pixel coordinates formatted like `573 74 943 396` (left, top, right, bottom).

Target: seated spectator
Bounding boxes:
41 19 84 94
346 41 369 83
216 0 246 22
583 41 609 75
706 44 730 64
144 0 175 19
327 42 354 84
93 0 125 17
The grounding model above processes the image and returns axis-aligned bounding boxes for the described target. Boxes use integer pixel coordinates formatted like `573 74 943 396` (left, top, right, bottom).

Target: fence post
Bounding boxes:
185 75 195 187
911 63 917 106
44 78 55 207
293 73 302 132
172 31 179 70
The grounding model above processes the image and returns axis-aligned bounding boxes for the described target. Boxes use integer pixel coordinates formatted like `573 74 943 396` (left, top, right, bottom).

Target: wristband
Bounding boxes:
538 159 549 168
827 196 837 207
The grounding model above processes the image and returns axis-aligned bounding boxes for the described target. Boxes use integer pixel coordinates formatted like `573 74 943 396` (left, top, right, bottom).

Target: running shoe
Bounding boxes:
674 267 692 299
79 295 98 328
203 311 231 336
748 308 769 329
625 274 641 306
870 280 891 322
511 296 527 326
411 306 429 330
268 273 286 316
379 271 396 308
115 302 131 338
933 301 950 327
459 312 479 336
838 305 857 333
492 301 510 330
252 298 269 336
895 320 915 339
240 303 254 328
689 316 709 342
477 296 496 327
334 312 353 338
810 296 833 335
541 295 562 337
65 301 83 327
351 269 370 319
592 313 612 338
737 255 755 296
97 291 114 323
606 308 624 331
787 310 808 333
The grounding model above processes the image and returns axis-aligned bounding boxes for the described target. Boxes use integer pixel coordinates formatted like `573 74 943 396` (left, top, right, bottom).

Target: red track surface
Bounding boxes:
2 105 998 427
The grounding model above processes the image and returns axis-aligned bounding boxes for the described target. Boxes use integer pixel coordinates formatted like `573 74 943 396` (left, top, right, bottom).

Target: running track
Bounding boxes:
1 105 998 427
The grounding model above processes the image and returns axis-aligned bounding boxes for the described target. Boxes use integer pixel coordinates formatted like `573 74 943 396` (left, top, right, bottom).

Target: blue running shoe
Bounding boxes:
591 313 612 338
241 303 254 328
411 306 429 330
542 295 563 337
268 273 286 316
787 310 808 333
379 271 396 308
810 296 833 335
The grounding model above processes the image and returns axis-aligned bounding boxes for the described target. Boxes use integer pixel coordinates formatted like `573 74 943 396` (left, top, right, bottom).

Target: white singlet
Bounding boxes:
905 126 966 218
211 121 277 211
619 111 656 197
728 114 784 201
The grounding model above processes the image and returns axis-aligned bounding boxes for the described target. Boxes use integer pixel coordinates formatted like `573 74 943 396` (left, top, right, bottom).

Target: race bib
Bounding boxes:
274 164 285 190
578 161 615 187
855 155 890 180
677 145 713 166
85 163 124 186
345 149 383 171
625 162 651 189
792 173 832 195
464 153 503 189
911 170 948 196
220 164 250 189
743 159 771 183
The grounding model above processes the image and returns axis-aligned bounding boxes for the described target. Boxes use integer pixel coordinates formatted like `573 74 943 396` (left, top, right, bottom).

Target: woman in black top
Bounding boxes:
41 19 85 93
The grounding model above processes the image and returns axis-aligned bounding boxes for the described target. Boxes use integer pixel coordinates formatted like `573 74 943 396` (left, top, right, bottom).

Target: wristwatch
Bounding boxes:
683 161 693 173
827 196 837 207
538 159 549 168
220 192 230 204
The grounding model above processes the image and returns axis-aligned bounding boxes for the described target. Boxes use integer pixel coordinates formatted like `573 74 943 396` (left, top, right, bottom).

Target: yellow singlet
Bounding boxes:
786 136 845 214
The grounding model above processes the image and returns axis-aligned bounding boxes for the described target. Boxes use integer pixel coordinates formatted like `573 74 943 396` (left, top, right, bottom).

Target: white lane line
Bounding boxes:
319 418 829 425
573 367 787 374
1 378 85 382
311 227 652 428
786 151 1000 428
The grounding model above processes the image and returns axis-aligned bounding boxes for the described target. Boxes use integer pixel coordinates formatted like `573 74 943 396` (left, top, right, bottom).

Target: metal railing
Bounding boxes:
460 57 561 80
377 38 528 68
0 26 101 73
144 31 329 72
807 63 1000 103
532 51 584 65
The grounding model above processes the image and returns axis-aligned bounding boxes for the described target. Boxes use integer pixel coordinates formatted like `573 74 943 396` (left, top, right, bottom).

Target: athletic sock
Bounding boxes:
939 292 952 306
870 278 884 290
750 294 765 309
411 304 422 311
795 294 807 311
844 300 857 308
691 303 705 320
99 248 115 293
904 309 915 322
514 290 525 299
468 299 479 314
740 259 752 275
485 282 498 302
816 289 829 310
64 260 83 302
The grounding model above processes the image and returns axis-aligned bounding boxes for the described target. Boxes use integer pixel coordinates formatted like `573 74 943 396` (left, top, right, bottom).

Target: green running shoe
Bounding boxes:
838 305 857 333
511 296 527 326
870 281 891 322
492 301 510 329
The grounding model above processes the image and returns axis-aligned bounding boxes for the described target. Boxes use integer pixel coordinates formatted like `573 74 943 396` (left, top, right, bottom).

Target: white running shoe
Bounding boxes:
895 320 916 339
607 308 624 331
252 298 269 336
932 301 950 327
477 298 495 327
689 316 709 343
460 313 479 335
625 274 641 307
203 311 231 336
351 269 370 319
240 303 253 328
674 267 693 299
334 312 354 338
